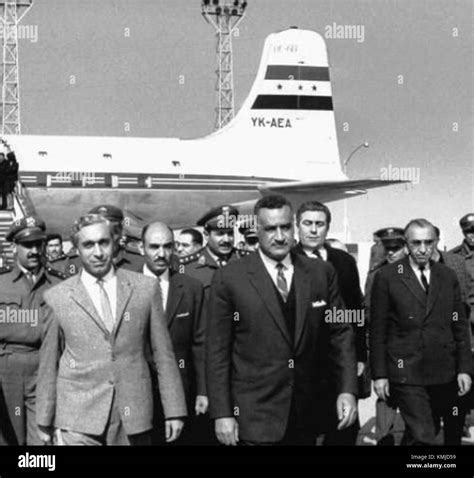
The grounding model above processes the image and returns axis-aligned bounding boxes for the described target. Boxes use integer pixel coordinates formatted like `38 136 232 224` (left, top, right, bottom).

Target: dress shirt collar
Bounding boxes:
258 248 292 271
81 266 116 286
143 264 170 282
408 255 431 273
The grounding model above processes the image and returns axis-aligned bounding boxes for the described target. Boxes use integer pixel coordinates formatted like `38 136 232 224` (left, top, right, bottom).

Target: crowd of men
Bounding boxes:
0 193 473 447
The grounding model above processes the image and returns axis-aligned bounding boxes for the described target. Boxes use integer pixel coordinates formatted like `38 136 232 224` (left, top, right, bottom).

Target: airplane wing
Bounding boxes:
258 178 408 203
230 178 408 215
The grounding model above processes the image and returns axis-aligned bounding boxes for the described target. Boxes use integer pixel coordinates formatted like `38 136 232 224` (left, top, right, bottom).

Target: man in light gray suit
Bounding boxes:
36 214 187 445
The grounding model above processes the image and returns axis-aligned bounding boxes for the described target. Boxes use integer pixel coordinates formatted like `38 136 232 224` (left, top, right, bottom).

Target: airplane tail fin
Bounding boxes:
211 27 345 181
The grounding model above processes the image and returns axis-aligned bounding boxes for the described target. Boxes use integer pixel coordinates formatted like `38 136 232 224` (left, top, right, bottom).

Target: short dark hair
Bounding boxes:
254 194 293 216
296 201 331 225
46 233 62 245
180 228 203 246
404 218 436 238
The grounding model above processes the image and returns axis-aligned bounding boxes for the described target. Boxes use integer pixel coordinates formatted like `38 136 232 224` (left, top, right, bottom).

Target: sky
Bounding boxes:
14 0 473 248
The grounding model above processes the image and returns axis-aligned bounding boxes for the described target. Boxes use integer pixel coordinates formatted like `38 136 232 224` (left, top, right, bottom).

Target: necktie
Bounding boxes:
97 279 115 332
312 248 322 259
157 276 166 311
419 265 429 294
25 272 35 286
276 263 289 302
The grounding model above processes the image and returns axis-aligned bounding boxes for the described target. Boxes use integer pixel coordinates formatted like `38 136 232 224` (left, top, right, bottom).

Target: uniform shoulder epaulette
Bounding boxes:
49 254 67 263
179 249 204 265
46 267 67 280
0 265 12 274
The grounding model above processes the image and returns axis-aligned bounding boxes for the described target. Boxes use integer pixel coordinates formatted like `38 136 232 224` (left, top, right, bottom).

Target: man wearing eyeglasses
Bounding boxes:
370 218 472 445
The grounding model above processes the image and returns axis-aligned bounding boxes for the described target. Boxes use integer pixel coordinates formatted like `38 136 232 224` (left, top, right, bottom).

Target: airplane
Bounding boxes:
4 27 403 238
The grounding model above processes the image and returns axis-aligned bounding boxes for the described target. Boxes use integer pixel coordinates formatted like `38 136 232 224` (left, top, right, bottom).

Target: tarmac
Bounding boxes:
357 390 474 446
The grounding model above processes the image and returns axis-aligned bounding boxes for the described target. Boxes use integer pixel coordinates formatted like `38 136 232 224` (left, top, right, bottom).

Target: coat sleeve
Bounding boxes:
149 282 188 419
325 264 358 396
450 272 473 374
36 298 61 428
206 268 235 419
192 280 207 396
347 255 367 363
369 270 390 380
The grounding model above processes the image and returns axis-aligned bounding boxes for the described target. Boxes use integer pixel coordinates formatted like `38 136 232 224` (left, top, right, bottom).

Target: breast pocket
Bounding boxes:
1 295 22 307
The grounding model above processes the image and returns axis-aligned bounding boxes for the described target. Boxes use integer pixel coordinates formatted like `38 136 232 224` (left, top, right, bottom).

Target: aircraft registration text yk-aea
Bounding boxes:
251 117 292 128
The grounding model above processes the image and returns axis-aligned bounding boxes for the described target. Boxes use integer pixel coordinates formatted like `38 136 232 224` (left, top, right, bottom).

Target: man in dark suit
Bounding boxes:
36 214 186 445
370 218 472 445
139 221 208 445
207 194 358 446
293 200 366 445
364 227 406 446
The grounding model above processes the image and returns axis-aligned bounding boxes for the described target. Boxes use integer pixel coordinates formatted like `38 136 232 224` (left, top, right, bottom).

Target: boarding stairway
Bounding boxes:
0 181 36 266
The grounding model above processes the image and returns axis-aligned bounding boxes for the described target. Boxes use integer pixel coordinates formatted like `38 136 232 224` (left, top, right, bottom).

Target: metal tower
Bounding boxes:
0 0 32 135
201 0 247 131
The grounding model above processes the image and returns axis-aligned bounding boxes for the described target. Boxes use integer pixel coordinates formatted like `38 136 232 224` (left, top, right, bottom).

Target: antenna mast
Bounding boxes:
201 0 248 131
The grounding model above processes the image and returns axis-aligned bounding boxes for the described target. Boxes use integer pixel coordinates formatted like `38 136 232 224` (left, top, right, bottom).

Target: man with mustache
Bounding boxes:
138 222 207 444
371 218 472 445
181 205 247 298
207 194 357 445
0 216 65 445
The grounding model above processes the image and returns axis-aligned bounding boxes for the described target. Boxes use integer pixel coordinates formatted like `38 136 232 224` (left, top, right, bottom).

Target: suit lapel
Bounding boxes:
69 275 109 335
248 254 292 346
425 262 441 317
293 254 311 351
113 270 134 337
167 273 184 327
399 257 427 307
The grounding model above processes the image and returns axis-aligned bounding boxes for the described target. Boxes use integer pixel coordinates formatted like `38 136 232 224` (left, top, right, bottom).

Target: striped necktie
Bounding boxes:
276 262 289 302
97 279 115 332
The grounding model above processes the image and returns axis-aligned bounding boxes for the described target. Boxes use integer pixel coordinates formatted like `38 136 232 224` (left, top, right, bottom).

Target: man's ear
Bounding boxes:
138 241 144 256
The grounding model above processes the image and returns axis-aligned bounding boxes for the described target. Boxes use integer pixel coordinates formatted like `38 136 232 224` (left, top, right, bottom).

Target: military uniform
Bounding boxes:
114 246 145 272
0 218 65 445
449 214 474 326
180 246 249 296
45 253 71 276
178 205 249 296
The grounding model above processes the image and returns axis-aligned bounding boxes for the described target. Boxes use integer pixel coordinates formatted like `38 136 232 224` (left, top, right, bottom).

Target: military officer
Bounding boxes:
449 214 474 325
180 205 248 296
0 216 65 445
238 221 259 252
44 233 70 275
